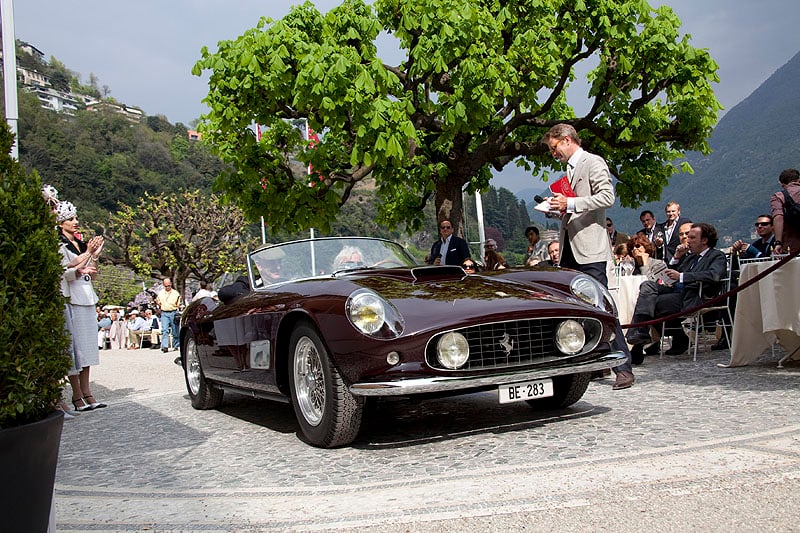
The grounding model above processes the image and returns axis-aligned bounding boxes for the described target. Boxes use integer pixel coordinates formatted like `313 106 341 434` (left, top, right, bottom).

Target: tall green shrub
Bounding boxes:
0 123 71 429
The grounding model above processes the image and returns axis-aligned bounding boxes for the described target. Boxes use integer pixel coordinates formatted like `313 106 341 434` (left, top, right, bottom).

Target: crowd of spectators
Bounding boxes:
95 282 219 351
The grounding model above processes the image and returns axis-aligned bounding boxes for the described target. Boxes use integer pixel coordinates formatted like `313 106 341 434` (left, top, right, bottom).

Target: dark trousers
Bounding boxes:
561 237 633 374
631 281 690 344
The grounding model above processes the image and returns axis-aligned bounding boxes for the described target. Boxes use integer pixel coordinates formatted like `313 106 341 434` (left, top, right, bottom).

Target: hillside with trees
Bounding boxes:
608 49 800 241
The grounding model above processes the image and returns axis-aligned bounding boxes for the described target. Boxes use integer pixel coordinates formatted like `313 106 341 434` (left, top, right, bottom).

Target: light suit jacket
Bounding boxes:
59 242 99 307
559 150 615 265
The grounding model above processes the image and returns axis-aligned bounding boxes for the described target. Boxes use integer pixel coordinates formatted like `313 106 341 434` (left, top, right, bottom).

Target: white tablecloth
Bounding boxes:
724 258 800 367
609 274 647 328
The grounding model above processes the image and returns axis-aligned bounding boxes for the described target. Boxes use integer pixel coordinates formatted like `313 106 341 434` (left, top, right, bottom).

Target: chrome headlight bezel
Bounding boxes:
346 288 405 339
570 275 617 316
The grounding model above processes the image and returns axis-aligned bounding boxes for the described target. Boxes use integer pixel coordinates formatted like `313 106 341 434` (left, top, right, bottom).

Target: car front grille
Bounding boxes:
426 318 562 371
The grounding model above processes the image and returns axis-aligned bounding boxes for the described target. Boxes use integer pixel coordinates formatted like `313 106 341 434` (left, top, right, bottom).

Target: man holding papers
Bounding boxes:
541 123 634 390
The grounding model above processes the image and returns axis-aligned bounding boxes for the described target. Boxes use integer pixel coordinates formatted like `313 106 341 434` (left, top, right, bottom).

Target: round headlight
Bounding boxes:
436 332 470 369
555 319 586 355
348 291 386 335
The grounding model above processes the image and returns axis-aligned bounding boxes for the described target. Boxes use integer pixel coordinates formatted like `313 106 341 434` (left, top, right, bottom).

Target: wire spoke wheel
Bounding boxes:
293 336 326 426
288 322 364 448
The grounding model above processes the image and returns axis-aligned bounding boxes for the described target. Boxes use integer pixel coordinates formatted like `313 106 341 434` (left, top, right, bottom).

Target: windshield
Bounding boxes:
248 237 419 288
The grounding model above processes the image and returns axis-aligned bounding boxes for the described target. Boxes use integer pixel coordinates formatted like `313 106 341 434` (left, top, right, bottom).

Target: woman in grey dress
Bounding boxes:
55 201 108 412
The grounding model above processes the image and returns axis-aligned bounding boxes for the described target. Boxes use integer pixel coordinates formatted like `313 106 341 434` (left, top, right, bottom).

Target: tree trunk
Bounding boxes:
434 175 467 238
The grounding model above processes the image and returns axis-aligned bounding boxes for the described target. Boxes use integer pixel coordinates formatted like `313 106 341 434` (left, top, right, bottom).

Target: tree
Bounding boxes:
103 190 260 298
195 0 719 237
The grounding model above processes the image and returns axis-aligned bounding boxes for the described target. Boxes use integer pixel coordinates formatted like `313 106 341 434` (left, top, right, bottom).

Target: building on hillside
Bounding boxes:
16 65 50 87
187 130 202 141
85 100 145 123
18 41 45 61
539 229 559 246
26 86 81 115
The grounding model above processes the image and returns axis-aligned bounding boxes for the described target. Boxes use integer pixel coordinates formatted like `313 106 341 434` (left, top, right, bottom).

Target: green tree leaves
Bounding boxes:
196 0 720 235
104 190 260 298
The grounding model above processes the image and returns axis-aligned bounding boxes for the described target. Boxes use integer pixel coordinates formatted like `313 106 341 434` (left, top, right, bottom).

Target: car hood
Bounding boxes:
337 266 610 333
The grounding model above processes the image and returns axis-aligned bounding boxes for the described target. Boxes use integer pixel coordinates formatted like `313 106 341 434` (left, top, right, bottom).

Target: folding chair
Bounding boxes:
684 254 734 361
138 329 152 349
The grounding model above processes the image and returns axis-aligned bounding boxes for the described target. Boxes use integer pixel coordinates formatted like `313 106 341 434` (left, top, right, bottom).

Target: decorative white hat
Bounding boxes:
41 184 59 206
55 201 77 223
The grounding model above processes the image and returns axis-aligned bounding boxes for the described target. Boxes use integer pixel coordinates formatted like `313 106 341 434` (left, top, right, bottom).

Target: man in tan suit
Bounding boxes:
542 123 634 390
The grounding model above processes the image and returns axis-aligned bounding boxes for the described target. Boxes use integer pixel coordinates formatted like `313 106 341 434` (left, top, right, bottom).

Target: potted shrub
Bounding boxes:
0 122 72 531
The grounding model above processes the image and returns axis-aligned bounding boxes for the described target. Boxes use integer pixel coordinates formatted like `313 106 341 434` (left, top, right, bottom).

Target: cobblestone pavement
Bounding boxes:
55 346 800 532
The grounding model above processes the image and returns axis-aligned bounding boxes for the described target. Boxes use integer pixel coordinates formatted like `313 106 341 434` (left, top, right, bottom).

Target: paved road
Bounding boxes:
54 346 800 532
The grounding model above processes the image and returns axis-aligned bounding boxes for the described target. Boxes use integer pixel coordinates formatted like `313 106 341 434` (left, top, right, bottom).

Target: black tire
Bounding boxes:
526 372 591 410
183 332 223 410
288 323 364 448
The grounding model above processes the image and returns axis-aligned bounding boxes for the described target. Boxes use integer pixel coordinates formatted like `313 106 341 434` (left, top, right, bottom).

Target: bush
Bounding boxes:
0 123 71 429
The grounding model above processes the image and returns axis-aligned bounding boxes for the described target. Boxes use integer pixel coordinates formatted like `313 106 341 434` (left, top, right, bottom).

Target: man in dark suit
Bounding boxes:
427 219 471 266
626 223 727 355
606 217 629 247
655 201 691 262
640 210 664 255
732 215 775 259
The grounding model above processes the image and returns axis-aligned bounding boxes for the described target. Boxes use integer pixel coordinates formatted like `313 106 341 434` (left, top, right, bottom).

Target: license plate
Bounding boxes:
498 379 554 404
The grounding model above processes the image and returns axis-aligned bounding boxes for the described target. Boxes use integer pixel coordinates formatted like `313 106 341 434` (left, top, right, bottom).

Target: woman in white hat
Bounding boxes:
56 200 108 412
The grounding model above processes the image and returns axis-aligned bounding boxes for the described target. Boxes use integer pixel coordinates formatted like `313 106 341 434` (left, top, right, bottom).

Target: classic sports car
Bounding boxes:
180 237 625 448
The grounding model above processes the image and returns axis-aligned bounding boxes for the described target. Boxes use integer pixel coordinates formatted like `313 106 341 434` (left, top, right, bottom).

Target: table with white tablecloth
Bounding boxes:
609 274 647 329
722 258 800 367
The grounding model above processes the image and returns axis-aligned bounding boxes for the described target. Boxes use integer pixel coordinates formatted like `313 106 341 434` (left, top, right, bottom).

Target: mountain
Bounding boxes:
605 49 800 243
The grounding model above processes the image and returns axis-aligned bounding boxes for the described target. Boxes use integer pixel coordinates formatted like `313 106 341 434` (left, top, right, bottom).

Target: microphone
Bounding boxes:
534 195 546 203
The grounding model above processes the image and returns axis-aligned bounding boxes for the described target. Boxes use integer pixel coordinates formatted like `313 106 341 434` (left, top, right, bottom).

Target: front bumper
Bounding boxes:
349 351 626 397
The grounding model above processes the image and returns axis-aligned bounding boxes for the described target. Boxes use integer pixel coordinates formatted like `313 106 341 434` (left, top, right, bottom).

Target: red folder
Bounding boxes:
549 175 576 197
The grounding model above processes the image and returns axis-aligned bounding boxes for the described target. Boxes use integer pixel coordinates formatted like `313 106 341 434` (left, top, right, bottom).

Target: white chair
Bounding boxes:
660 253 734 361
685 254 735 361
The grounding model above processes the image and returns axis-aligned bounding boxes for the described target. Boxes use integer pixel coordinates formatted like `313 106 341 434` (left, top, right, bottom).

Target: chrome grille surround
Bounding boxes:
425 317 603 371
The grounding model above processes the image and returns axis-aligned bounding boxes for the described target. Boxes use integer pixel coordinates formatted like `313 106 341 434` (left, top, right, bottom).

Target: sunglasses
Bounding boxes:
606 223 613 227
754 222 771 227
462 263 475 270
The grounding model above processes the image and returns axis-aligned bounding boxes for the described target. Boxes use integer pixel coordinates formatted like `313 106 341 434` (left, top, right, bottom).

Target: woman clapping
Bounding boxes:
55 201 108 412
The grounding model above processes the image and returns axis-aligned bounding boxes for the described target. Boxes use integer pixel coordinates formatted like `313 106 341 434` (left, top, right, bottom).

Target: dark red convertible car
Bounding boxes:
180 237 625 447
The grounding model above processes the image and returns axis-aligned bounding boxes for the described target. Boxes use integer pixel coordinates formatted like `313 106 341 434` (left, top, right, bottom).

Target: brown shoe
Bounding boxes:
612 371 635 390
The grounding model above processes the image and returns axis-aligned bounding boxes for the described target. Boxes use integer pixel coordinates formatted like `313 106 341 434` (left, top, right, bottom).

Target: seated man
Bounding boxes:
732 214 775 259
524 226 546 266
625 223 727 356
126 309 149 349
144 309 161 348
545 240 560 267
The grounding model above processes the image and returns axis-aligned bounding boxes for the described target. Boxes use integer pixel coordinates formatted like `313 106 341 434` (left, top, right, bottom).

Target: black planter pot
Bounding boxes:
0 410 64 533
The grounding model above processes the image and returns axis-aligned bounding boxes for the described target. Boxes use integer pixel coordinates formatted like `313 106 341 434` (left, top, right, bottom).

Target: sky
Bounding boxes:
10 0 800 192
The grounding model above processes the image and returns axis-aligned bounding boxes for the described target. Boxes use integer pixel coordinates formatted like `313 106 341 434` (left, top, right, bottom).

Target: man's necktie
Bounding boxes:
687 254 701 271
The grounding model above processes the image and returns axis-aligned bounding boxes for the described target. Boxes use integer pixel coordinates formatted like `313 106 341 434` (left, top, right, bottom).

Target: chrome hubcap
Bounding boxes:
186 338 201 395
293 336 325 426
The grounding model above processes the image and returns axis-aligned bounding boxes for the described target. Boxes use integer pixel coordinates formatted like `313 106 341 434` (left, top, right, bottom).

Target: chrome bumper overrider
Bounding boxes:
350 351 626 397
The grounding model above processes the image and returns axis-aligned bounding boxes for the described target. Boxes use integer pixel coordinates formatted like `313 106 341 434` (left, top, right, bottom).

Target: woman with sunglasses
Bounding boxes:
626 234 667 279
460 260 480 274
